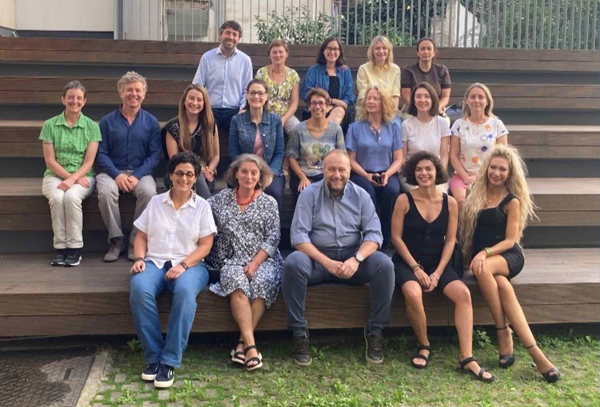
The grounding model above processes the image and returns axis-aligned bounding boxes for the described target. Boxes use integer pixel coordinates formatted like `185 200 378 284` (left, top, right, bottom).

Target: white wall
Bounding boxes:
0 0 16 29
15 0 114 32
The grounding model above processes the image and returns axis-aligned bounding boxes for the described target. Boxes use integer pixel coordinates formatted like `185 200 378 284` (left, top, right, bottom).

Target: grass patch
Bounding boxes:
95 326 599 407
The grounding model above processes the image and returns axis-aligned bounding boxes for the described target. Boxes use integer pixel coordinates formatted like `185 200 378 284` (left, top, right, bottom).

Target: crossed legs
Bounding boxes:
475 256 556 376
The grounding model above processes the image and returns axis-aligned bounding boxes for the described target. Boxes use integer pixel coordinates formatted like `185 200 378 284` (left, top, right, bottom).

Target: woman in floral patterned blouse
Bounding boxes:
255 39 301 136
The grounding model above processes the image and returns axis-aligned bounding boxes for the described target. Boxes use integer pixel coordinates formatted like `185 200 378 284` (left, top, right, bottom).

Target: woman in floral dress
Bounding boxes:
206 154 283 372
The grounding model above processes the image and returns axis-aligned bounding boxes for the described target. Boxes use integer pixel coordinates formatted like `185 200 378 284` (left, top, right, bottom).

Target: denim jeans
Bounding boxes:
350 173 401 249
129 260 209 367
281 248 394 336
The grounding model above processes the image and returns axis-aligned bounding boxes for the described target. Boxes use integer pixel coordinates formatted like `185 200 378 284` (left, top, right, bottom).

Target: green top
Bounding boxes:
255 66 300 117
38 112 102 178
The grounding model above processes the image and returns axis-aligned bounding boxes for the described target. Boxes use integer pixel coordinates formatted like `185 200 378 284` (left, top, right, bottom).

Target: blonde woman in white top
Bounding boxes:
450 83 508 209
400 82 451 191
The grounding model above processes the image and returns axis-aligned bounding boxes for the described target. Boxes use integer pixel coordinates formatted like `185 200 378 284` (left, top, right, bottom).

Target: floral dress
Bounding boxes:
206 189 283 308
255 66 300 117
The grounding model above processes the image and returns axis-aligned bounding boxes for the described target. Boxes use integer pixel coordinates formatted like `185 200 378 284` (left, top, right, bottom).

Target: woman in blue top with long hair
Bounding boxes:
300 37 355 133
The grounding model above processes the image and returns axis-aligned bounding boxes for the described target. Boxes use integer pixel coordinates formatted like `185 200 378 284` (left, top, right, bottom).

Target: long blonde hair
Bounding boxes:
458 144 537 262
367 35 394 67
177 84 215 165
355 86 396 124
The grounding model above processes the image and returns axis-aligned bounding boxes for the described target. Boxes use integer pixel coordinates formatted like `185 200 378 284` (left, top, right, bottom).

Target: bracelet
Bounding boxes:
430 274 439 281
179 261 190 270
133 257 144 263
484 247 494 258
411 263 422 272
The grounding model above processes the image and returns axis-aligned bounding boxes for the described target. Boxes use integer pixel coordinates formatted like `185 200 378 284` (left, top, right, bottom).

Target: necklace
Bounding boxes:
235 189 256 206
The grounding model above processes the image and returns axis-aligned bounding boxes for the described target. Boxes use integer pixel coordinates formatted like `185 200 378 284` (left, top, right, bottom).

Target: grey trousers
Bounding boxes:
96 172 157 244
281 247 395 335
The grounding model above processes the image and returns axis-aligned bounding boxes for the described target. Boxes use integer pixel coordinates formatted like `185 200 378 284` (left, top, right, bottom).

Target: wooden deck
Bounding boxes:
0 249 597 337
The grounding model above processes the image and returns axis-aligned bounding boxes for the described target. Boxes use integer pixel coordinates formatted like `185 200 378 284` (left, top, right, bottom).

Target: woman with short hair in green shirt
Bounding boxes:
40 80 102 267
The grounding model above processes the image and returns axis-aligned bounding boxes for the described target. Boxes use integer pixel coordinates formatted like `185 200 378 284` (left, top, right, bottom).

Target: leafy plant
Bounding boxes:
126 338 142 353
474 328 493 348
254 6 335 44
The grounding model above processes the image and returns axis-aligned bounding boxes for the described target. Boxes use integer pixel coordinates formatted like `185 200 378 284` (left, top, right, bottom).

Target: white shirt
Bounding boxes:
401 115 451 160
134 192 217 269
451 117 509 172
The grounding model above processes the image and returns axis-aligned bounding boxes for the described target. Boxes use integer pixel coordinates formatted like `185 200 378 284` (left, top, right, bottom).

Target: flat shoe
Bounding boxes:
411 344 431 369
230 340 245 365
244 345 263 372
457 356 495 383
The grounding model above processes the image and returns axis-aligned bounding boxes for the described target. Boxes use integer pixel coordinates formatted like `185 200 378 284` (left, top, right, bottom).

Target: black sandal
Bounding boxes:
526 344 561 383
497 326 515 368
457 357 495 383
411 344 431 369
230 340 245 365
244 345 263 372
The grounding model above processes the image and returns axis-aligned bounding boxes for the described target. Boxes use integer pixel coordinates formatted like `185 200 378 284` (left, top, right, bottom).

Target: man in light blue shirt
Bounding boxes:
192 20 253 137
282 150 395 366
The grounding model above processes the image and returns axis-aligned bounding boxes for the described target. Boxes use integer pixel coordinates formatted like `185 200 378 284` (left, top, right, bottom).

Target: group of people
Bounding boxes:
39 19 560 389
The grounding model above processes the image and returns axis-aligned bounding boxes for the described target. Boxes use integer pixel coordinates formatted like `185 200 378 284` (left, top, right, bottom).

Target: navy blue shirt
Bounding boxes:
96 107 162 180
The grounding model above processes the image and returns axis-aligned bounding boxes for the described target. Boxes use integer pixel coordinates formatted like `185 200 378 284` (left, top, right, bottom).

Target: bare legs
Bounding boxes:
474 256 557 376
402 280 491 379
327 106 346 126
230 289 266 367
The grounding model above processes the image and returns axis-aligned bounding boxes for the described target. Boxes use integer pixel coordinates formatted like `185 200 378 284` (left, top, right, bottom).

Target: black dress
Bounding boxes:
472 193 525 279
393 192 461 291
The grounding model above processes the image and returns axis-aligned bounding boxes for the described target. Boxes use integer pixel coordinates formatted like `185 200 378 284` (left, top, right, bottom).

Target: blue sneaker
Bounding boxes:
141 362 160 381
154 364 174 388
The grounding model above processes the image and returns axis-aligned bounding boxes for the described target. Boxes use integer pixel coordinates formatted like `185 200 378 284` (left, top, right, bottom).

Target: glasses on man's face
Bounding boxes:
325 47 340 53
310 101 327 107
174 171 195 178
249 91 267 97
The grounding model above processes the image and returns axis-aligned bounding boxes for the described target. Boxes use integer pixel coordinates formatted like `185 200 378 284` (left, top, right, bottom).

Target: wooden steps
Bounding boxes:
0 177 597 232
0 248 596 337
1 38 598 73
0 77 597 112
1 120 598 161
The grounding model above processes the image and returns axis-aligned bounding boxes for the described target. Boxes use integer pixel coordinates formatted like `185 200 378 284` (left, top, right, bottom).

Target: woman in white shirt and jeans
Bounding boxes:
129 152 217 389
400 82 451 192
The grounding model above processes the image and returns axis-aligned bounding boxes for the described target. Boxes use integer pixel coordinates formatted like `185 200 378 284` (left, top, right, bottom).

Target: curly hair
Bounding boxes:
305 87 331 106
401 151 448 186
167 151 201 176
224 154 273 190
355 86 396 124
458 144 538 262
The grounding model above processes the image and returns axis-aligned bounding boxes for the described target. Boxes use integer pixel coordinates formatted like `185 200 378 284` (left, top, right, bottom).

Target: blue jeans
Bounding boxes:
350 173 401 248
129 260 209 367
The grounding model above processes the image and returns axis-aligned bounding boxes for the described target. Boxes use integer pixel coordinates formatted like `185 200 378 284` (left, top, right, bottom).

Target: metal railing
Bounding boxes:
161 0 599 50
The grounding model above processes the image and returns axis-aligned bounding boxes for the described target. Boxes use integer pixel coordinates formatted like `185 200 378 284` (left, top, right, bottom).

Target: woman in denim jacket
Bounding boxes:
300 37 356 133
229 79 285 209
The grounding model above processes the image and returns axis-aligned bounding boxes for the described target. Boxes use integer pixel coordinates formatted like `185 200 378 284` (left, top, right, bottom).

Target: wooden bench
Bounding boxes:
0 178 597 233
0 249 597 337
2 120 598 161
1 38 598 73
0 77 597 112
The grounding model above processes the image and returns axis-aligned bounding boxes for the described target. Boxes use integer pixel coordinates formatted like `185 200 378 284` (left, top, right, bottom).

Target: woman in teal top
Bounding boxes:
40 80 101 267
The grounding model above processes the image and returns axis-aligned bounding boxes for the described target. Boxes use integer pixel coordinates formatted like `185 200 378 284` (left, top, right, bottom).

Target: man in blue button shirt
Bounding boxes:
96 72 161 262
192 20 252 138
282 150 395 366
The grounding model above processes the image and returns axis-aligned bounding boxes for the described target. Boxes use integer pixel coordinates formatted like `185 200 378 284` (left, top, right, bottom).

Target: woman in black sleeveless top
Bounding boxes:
459 145 560 383
392 151 493 382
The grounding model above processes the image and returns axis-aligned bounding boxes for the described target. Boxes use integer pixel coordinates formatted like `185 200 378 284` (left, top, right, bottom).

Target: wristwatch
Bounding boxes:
354 252 364 263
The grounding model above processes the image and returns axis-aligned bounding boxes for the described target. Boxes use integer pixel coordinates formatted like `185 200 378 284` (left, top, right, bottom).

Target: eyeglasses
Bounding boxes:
174 171 195 178
309 101 328 107
249 91 267 97
325 47 340 53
